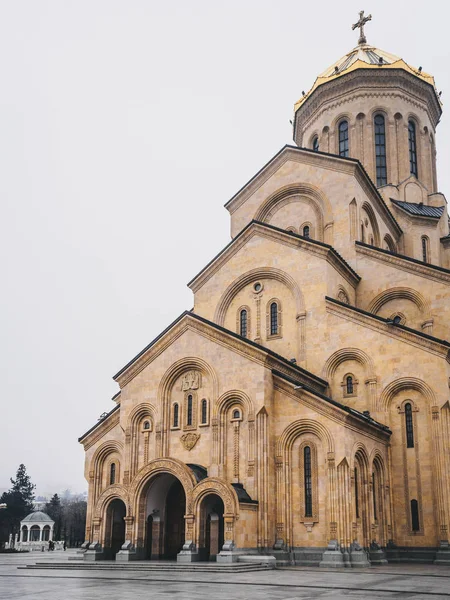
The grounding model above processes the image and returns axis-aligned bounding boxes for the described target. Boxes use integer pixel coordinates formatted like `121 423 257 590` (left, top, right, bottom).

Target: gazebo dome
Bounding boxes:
22 511 54 523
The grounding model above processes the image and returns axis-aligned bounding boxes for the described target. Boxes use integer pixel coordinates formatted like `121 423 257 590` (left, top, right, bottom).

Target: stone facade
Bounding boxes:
79 24 450 566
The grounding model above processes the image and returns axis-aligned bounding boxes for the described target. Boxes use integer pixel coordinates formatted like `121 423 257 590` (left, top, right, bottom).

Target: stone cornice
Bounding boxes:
294 69 441 138
188 221 360 292
356 241 450 285
326 297 450 361
272 371 391 441
78 405 120 450
224 145 402 239
113 311 328 392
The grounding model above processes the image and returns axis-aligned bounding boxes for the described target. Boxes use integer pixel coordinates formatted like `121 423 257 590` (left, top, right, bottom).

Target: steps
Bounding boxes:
20 560 271 573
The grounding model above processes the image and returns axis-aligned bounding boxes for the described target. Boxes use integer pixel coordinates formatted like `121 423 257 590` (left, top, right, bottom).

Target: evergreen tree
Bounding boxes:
45 494 63 540
0 464 35 542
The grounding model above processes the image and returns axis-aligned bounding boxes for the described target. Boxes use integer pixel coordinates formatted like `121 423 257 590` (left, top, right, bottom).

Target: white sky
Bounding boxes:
1 1 449 496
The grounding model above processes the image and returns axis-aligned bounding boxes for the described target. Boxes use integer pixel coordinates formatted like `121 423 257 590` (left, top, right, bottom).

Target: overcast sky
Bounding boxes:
1 1 449 497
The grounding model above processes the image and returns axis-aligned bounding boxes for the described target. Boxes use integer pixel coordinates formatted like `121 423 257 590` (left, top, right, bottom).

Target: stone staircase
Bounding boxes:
20 560 272 573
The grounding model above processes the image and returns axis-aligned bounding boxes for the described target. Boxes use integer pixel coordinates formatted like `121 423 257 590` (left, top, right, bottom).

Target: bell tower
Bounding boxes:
293 12 442 205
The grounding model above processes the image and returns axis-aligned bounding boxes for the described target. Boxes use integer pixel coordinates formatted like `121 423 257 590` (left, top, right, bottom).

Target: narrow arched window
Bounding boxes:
143 421 150 430
411 499 420 531
304 446 313 518
354 467 360 518
374 114 387 186
339 120 349 157
201 399 207 424
303 225 310 238
109 463 116 485
239 309 248 338
372 472 377 518
421 236 429 263
233 409 240 420
270 302 278 335
409 120 418 177
173 403 179 428
405 402 414 448
187 395 193 426
361 223 365 243
346 376 354 394
312 136 319 152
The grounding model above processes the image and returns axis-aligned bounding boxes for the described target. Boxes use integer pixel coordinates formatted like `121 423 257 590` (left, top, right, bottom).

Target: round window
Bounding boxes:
253 282 263 293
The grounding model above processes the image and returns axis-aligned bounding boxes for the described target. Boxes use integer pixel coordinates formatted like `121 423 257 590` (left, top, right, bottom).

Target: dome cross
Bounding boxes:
352 10 372 45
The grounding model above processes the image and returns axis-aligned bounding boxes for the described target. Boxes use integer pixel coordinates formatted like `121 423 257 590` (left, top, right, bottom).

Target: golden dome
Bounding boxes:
294 44 439 112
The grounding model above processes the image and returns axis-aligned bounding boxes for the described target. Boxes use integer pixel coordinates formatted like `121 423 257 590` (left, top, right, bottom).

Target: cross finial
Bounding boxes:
352 10 372 45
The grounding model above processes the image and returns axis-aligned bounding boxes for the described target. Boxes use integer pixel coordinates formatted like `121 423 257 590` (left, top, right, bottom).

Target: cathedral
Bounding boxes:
79 13 450 567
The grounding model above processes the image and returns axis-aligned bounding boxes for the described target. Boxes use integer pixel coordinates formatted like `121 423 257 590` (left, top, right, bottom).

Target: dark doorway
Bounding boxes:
145 515 153 559
105 498 126 559
164 479 186 559
201 494 224 561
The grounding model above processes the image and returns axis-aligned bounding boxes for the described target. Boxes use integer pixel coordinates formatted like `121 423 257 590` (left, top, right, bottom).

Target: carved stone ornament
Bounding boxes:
181 371 201 391
181 433 200 451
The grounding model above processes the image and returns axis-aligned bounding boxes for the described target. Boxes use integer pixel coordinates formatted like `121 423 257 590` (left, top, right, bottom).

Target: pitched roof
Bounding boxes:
391 199 445 219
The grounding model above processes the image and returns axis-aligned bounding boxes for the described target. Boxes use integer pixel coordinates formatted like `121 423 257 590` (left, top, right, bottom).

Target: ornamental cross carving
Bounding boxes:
352 10 372 45
181 370 201 391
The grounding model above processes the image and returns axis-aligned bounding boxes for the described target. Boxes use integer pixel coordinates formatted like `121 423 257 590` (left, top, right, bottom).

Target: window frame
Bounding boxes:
312 135 319 152
199 398 209 427
298 440 319 522
374 113 388 186
171 402 180 430
266 298 282 339
236 305 251 339
408 120 418 177
338 120 349 157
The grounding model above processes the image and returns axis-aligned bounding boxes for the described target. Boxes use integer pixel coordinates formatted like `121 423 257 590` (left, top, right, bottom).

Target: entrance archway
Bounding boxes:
199 493 224 561
165 479 186 558
143 473 186 560
104 498 126 559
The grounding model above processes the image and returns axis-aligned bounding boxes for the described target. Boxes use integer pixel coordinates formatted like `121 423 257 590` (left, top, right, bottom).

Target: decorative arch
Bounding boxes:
127 402 157 430
214 266 305 326
91 440 124 501
368 287 431 320
383 234 396 252
158 358 219 456
379 377 437 412
350 442 370 472
192 478 239 517
253 183 333 243
130 457 197 516
276 418 334 456
361 202 381 246
214 389 253 419
93 484 130 520
321 347 376 381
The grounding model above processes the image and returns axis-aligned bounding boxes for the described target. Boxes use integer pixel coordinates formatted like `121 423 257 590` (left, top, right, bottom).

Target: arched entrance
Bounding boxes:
143 473 186 560
199 494 224 561
104 498 126 559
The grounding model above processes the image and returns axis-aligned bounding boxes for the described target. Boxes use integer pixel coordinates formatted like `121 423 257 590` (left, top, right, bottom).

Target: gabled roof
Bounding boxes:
188 220 360 293
391 199 445 219
112 310 328 390
224 145 402 237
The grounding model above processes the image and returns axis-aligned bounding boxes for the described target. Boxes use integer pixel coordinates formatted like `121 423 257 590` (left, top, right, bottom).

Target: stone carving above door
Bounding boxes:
181 433 200 451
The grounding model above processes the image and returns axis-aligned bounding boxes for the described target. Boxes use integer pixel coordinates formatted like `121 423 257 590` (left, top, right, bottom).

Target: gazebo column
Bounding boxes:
50 524 54 541
39 526 43 542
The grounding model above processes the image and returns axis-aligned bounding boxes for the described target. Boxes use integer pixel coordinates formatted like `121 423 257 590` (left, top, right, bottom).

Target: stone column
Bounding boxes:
296 311 307 365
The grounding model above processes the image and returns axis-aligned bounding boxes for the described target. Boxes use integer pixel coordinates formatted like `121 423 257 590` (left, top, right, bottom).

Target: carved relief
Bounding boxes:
181 371 201 391
181 433 200 451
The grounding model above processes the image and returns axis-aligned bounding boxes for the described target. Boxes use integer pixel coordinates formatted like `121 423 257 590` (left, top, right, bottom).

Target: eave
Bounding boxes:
326 296 450 361
112 310 328 392
188 220 361 293
356 241 450 285
272 369 391 438
224 145 402 238
78 404 120 446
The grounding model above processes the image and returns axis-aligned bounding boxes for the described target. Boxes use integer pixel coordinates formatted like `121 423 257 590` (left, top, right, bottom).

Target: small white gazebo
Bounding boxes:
17 511 54 550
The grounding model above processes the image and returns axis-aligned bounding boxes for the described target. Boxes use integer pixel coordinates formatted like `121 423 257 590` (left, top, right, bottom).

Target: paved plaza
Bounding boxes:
1 552 450 599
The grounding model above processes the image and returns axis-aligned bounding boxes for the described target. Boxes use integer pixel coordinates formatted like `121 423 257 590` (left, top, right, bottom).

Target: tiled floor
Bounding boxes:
1 551 450 599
